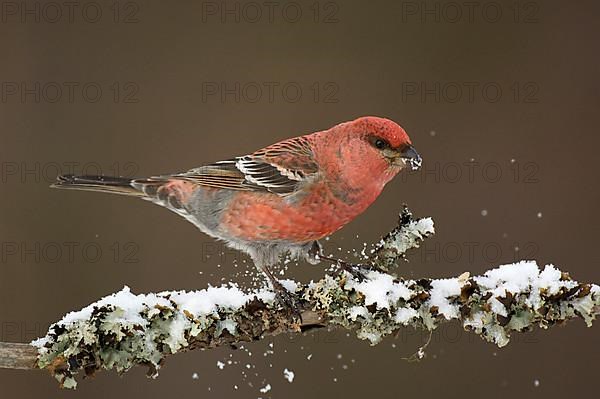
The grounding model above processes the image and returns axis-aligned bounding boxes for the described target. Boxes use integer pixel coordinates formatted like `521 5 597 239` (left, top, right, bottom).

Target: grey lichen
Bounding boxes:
29 211 600 388
370 206 434 271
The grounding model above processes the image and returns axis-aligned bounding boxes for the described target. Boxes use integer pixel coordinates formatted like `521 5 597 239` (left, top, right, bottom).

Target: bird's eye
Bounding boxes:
375 139 386 149
367 135 390 150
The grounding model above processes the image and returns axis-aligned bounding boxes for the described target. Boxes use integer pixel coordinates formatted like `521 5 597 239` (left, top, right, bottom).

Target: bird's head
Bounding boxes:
313 116 421 194
320 116 421 178
351 116 421 171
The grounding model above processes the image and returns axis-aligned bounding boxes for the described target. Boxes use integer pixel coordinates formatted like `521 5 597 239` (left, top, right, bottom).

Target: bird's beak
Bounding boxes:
392 145 422 170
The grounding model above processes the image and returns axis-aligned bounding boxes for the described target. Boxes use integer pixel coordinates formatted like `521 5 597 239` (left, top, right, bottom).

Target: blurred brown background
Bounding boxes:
1 0 599 397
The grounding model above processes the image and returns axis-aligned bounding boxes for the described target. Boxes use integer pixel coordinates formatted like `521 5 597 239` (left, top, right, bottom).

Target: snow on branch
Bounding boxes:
1 208 599 389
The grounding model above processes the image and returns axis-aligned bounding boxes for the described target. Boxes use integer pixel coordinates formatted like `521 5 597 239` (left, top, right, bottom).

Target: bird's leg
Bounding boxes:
305 240 323 265
258 264 302 322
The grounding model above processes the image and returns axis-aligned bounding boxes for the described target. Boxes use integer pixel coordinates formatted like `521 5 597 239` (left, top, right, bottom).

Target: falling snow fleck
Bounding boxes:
537 212 543 218
259 384 272 393
481 209 488 216
534 379 540 387
216 361 225 370
192 372 199 380
283 368 295 383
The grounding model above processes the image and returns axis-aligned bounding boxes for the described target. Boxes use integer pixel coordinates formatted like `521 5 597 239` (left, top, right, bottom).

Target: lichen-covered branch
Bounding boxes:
2 209 599 389
30 261 599 389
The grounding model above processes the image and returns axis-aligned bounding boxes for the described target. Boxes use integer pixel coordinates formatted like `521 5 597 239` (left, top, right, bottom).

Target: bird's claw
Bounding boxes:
330 260 368 281
329 260 388 282
271 280 303 323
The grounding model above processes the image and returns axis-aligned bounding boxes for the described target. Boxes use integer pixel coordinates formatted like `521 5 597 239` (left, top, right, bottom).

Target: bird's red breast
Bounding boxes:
219 178 385 242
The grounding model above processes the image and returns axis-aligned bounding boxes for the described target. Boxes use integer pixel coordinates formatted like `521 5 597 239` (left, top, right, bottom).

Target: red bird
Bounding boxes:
53 116 421 305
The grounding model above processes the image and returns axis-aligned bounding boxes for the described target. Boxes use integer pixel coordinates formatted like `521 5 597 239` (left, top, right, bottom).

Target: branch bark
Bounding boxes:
1 208 598 389
0 343 38 370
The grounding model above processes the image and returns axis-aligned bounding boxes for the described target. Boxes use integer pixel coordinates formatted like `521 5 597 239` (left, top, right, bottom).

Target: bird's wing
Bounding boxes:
172 136 319 195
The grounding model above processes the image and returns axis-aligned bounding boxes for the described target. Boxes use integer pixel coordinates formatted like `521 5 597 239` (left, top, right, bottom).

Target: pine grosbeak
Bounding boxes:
53 116 421 305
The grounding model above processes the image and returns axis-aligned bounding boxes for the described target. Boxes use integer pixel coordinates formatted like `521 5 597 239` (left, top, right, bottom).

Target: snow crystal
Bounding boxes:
57 286 170 327
259 384 272 393
216 318 237 336
413 218 435 235
170 285 253 316
279 279 299 293
283 368 295 383
346 272 411 310
475 261 577 311
163 313 190 352
476 261 539 292
395 307 419 324
348 306 370 321
427 278 462 319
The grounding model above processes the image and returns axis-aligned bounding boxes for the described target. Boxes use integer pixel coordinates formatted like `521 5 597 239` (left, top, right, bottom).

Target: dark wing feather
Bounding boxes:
172 136 319 195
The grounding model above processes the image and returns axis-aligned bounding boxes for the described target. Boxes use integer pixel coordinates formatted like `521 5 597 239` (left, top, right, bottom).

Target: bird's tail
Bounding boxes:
51 175 159 197
51 174 196 210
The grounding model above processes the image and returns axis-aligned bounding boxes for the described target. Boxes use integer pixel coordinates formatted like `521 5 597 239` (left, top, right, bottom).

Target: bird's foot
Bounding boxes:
328 259 388 282
311 242 385 281
272 282 303 323
275 290 302 324
330 259 369 281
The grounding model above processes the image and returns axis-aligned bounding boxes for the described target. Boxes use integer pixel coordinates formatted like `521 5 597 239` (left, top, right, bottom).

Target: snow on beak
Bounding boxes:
399 145 422 170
